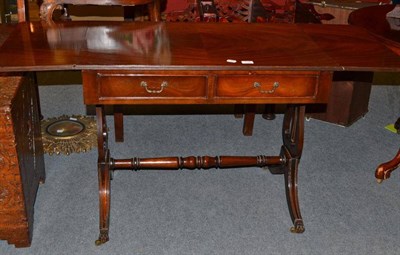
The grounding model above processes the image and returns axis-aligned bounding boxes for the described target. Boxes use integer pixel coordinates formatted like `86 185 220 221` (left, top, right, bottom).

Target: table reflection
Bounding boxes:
44 22 171 64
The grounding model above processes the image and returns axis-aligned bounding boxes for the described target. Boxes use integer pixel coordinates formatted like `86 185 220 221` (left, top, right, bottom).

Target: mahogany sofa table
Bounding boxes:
0 21 400 245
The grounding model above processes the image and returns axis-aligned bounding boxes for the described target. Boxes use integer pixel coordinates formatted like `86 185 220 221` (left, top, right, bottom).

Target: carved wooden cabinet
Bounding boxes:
0 74 45 247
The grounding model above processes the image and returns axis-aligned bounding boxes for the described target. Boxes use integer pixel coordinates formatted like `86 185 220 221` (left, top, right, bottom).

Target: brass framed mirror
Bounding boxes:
41 115 97 155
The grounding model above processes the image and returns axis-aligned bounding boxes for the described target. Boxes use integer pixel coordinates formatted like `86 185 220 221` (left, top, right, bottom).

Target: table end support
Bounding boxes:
282 105 305 234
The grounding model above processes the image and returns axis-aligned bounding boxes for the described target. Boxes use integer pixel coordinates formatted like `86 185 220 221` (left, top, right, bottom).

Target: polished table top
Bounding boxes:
349 5 400 45
1 21 400 72
349 4 400 54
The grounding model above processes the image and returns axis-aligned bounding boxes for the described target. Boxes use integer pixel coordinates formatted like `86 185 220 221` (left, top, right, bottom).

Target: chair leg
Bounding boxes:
375 149 400 183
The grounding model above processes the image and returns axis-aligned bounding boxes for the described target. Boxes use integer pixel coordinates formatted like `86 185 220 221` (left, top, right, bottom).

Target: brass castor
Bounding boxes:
95 231 109 246
290 221 305 234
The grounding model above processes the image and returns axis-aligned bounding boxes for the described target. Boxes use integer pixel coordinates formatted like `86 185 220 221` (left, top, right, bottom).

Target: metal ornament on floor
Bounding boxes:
41 115 97 155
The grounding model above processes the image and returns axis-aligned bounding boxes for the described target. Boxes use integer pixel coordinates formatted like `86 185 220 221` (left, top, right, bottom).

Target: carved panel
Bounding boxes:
0 74 45 248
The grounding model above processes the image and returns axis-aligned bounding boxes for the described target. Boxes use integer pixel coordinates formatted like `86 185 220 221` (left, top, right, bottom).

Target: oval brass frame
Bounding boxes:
41 115 97 155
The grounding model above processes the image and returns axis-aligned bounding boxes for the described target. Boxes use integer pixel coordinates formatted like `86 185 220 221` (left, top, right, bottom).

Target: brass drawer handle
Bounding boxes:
140 81 168 94
253 81 280 94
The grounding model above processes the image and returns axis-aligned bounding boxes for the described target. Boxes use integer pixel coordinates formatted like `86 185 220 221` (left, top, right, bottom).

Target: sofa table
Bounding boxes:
0 21 400 245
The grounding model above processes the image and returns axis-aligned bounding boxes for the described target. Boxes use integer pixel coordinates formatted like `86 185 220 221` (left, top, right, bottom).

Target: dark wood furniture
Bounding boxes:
348 4 400 183
0 73 45 248
0 24 45 248
0 0 44 248
39 0 161 22
1 21 400 245
307 71 373 126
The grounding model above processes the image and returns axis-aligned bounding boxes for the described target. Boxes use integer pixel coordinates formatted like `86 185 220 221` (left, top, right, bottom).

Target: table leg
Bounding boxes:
281 105 305 233
243 104 256 136
93 104 307 244
113 106 124 142
95 106 111 246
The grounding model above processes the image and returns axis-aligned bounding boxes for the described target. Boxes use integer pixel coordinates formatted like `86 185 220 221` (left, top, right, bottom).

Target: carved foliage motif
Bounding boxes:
0 74 45 247
0 76 24 212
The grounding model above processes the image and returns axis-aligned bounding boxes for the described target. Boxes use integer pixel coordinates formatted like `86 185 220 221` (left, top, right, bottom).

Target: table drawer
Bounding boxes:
92 73 207 100
216 73 320 99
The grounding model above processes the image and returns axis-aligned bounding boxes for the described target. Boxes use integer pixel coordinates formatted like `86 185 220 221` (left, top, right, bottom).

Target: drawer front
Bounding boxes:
97 74 207 100
216 73 320 99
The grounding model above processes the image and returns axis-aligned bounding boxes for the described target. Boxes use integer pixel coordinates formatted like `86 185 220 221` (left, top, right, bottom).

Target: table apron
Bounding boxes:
82 70 333 105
